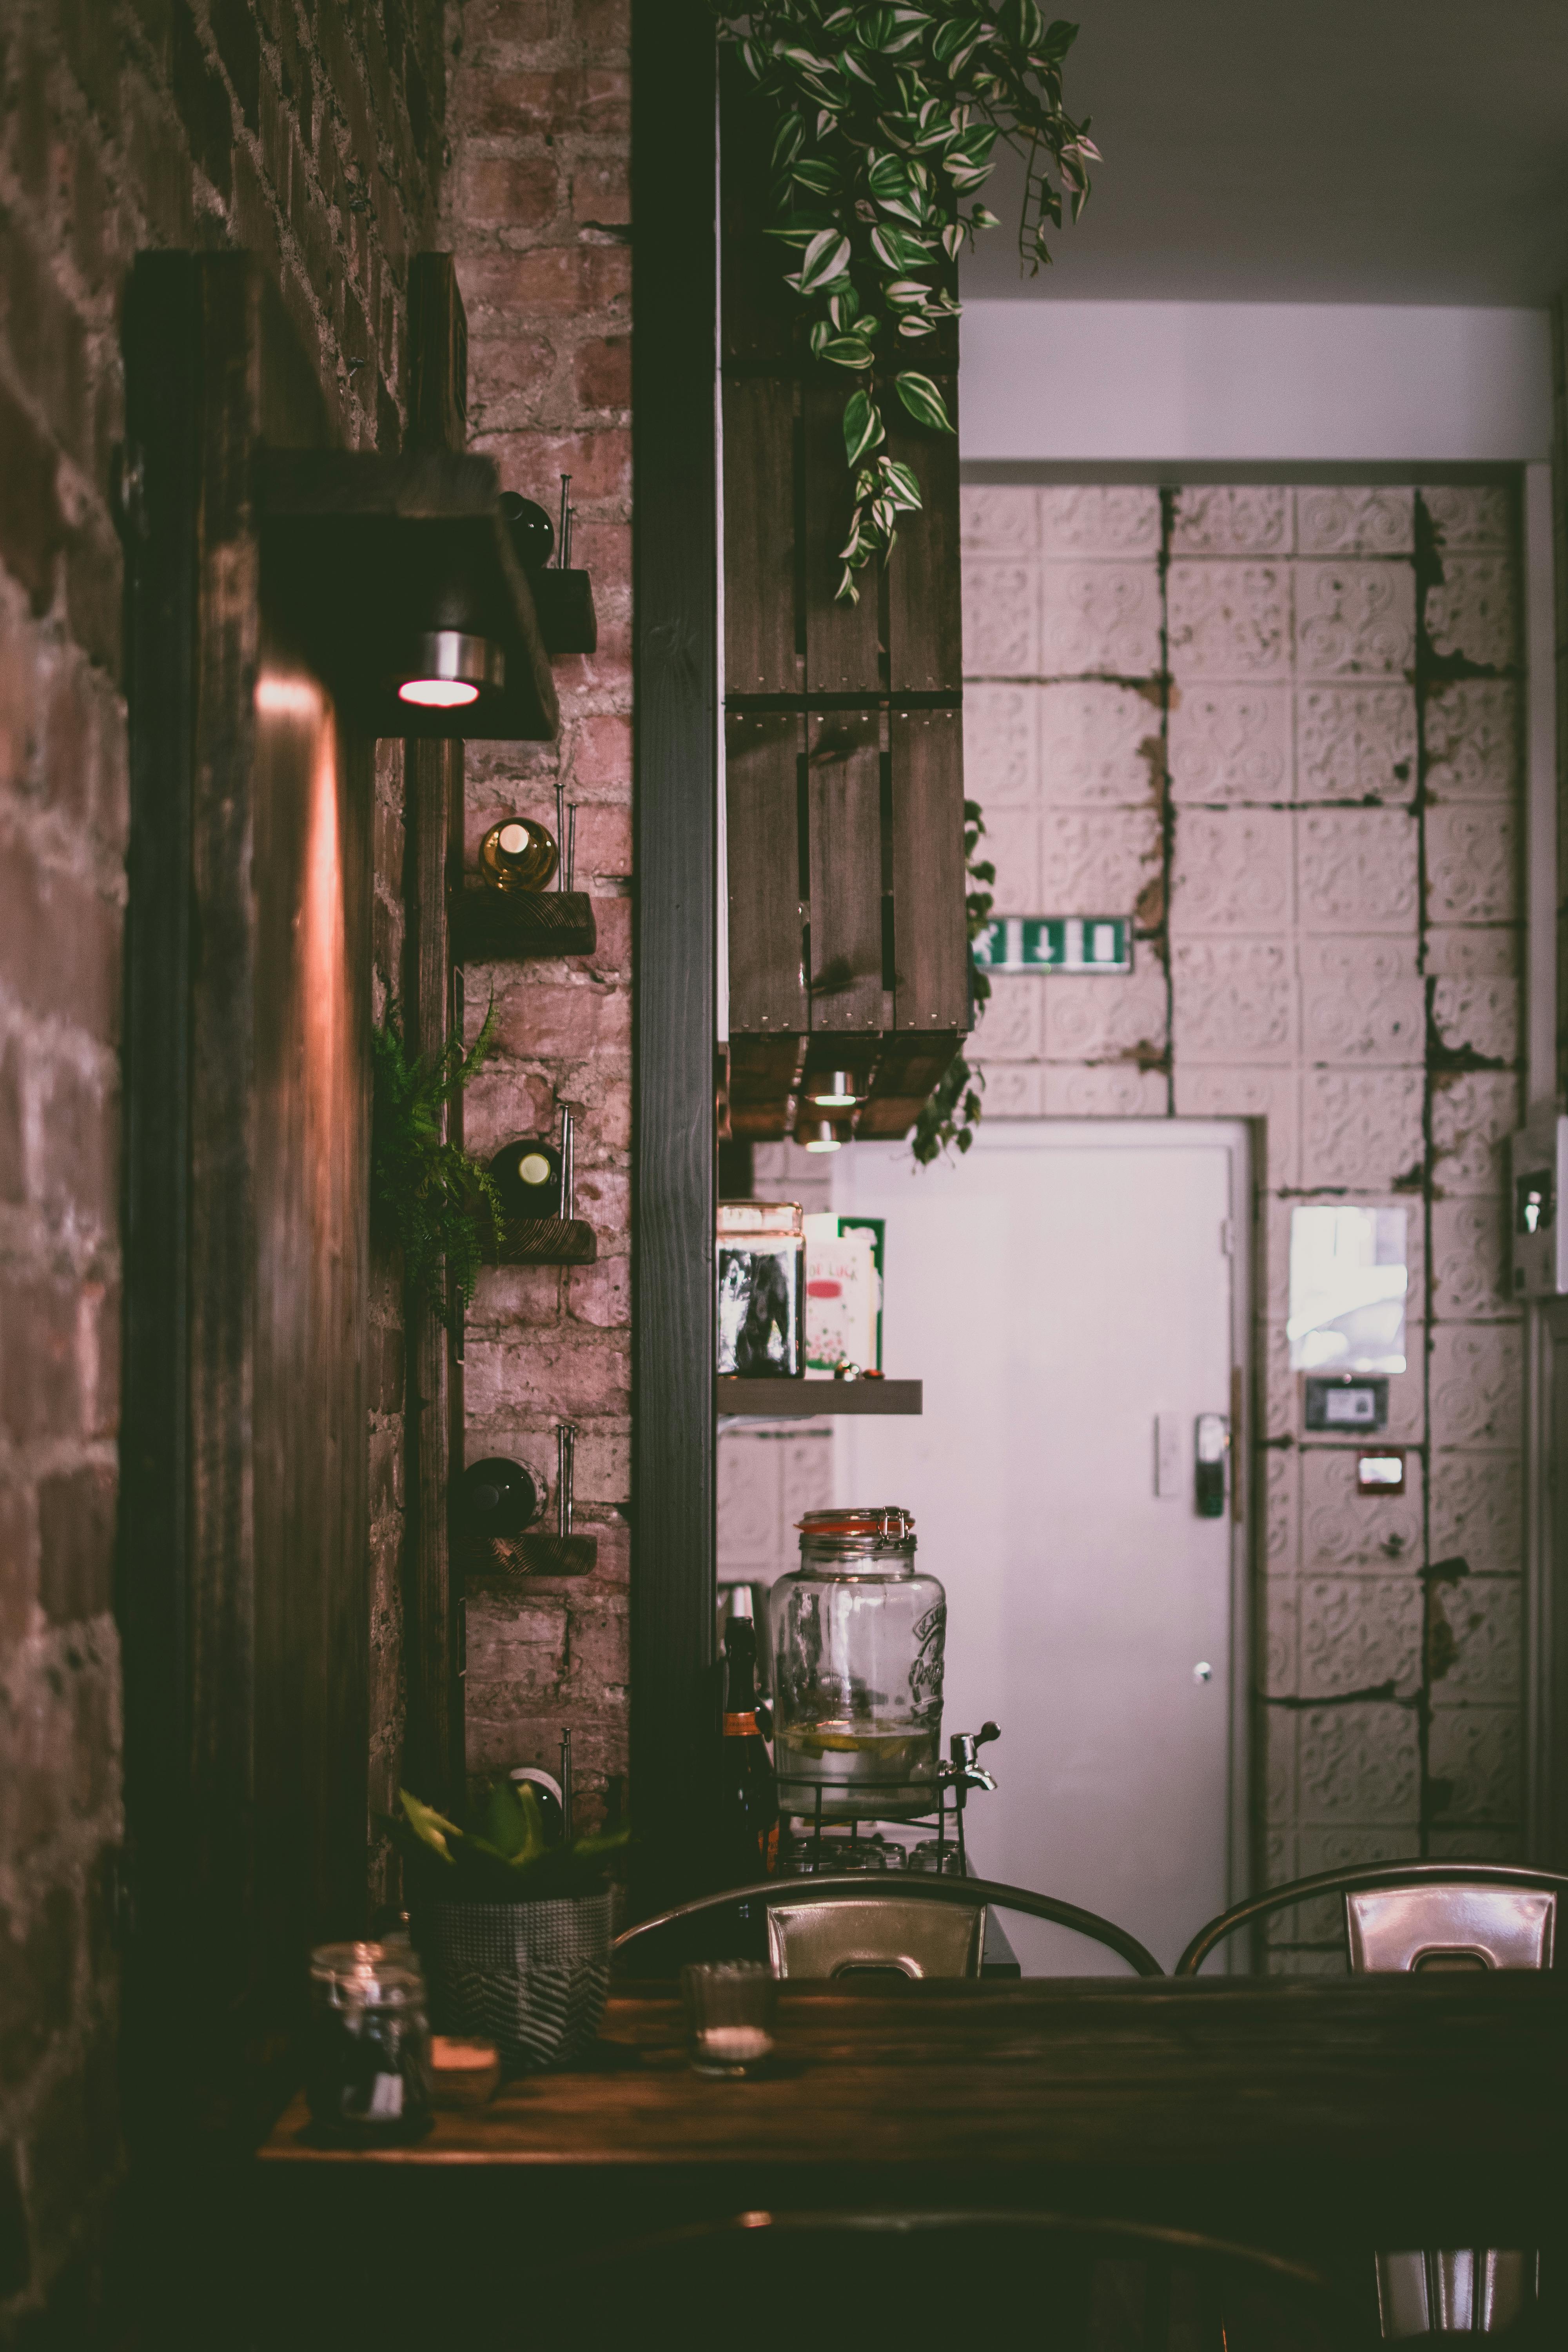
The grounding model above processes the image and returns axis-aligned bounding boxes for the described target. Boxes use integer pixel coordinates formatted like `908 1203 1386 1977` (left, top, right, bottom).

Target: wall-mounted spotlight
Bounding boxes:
395 629 505 710
804 1069 868 1111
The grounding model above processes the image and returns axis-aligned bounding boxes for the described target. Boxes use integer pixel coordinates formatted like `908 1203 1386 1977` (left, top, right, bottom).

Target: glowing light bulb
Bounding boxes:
398 677 481 708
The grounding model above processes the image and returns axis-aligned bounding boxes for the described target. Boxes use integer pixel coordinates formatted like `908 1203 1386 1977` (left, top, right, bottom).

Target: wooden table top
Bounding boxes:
260 1973 1568 2178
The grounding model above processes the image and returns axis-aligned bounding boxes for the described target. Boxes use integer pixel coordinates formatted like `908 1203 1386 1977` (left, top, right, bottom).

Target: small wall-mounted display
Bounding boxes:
803 1213 884 1376
1356 1450 1406 1496
1289 1205 1407 1375
717 1201 805 1377
1303 1376 1390 1433
973 916 1131 975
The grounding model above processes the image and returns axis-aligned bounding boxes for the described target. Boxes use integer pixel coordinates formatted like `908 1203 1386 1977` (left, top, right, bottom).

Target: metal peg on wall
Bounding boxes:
559 1105 575 1222
557 1420 577 1539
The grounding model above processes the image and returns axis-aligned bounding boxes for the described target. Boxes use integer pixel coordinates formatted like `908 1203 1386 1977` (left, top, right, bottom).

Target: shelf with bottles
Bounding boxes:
456 1440 597 1579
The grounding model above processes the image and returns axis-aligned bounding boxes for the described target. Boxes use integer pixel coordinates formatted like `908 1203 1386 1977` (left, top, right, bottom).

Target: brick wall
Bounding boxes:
443 0 633 1829
0 2 442 2329
962 481 1525 1962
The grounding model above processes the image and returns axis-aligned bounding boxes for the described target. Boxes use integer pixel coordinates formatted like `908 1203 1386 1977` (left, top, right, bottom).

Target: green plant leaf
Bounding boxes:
398 1789 463 1862
893 370 953 432
842 387 885 465
798 226 853 292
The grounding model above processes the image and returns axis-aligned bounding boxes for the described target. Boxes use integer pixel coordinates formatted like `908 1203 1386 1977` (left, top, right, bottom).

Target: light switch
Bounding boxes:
1156 1413 1182 1498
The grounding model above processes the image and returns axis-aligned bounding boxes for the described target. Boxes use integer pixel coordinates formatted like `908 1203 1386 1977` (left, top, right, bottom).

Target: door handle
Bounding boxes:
1195 1413 1229 1518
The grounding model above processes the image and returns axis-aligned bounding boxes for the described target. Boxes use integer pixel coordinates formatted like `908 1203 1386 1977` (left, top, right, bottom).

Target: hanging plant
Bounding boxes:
717 2 1098 601
371 1000 503 1326
912 796 995 1163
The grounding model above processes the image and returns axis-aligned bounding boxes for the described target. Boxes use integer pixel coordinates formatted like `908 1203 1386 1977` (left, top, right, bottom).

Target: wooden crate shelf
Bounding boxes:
490 1216 597 1266
717 1377 922 1419
453 889 596 962
463 1530 597 1577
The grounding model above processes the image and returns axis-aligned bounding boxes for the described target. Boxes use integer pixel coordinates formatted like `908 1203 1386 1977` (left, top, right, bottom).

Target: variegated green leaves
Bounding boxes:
720 2 1098 601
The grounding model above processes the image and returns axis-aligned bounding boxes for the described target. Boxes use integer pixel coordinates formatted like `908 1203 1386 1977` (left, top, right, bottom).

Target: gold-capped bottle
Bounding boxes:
479 816 559 893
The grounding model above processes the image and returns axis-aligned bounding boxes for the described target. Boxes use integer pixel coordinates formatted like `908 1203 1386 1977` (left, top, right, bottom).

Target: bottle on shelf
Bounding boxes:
488 1137 563 1220
479 815 559 893
718 1590 779 1884
457 1457 541 1543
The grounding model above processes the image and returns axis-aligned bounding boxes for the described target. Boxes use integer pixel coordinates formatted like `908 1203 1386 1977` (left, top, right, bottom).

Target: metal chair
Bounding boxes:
1177 1860 1568 2339
579 2209 1365 2349
612 1871 1163 1978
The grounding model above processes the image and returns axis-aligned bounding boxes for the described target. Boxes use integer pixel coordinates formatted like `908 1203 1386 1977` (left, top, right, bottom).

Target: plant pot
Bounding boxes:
417 1889 615 2072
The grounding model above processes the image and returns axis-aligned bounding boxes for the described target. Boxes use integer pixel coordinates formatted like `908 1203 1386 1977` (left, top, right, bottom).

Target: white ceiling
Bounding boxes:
959 0 1568 307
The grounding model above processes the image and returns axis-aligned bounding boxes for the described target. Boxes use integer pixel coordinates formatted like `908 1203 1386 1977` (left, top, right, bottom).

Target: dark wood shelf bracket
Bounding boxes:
452 888 597 963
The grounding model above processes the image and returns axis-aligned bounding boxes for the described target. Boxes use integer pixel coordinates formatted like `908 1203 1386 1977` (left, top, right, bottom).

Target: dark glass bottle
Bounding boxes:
458 1457 540 1541
719 1599 779 1883
488 1137 563 1220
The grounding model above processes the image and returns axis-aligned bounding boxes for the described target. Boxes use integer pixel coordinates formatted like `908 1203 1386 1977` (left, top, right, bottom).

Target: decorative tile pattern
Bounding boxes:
1038 682 1161 807
1428 1574 1521 1700
1301 1447 1424 1571
1039 806 1162 913
1421 485 1512 551
1381 1338 1427 1446
1430 1198 1512 1322
1170 485 1290 556
1038 484 1162 557
1423 679 1520 799
1265 1702 1299 1823
975 1063 1045 1119
1262 1575 1298 1695
1172 940 1297 1065
1166 562 1289 679
1298 935 1424 1066
1424 804 1517 926
1428 1451 1523 1579
1294 684 1418 804
1426 1826 1524 1860
717 1435 781 1564
1167 683 1291 804
1038 560 1163 677
1042 966 1169 1062
1299 1700 1420 1826
1173 1065 1300 1187
963 685 1036 806
1425 927 1518 978
1282 1826 1421 1942
1294 561 1416 678
1259 1317 1296 1439
1426 1704 1523 1823
780 1431 833 1529
1295 486 1415 557
1169 808 1293 934
1431 1073 1519 1198
1424 556 1520 671
1040 1062 1167 1115
1266 1446 1298 1567
1301 1068 1424 1189
1299 1574 1422 1697
963 559 1038 674
1296 808 1419 931
1431 976 1519 1064
960 484 1038 553
982 805 1042 910
1429 1323 1523 1450
980 975 1046 1063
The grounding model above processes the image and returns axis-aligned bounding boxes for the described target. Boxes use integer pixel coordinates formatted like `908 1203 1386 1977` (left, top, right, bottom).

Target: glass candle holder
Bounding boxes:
681 1960 776 2078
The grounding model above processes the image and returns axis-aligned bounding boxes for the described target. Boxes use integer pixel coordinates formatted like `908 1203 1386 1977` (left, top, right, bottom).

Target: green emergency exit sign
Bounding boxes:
973 917 1132 975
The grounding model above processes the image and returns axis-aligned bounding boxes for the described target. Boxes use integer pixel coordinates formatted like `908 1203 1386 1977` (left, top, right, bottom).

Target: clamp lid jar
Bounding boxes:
771 1506 946 1822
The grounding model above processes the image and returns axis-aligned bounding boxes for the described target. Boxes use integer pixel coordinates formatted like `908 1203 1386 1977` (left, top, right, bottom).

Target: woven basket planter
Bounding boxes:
419 1888 615 2072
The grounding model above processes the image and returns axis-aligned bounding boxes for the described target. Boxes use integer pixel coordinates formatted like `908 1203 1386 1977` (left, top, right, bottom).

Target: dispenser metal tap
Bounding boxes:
941 1721 1001 1795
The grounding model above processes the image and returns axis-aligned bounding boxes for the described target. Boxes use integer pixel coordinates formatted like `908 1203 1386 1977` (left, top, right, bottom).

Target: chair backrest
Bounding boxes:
1174 1860 1568 1977
765 1892 984 1978
1345 1884 1554 1974
612 1872 1163 1978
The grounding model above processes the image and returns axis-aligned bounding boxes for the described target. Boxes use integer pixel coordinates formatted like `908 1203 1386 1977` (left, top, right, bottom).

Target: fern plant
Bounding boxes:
717 1 1097 601
371 1000 503 1326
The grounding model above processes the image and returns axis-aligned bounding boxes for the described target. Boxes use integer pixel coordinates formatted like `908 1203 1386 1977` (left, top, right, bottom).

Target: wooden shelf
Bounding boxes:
453 889 596 962
717 1377 922 1419
490 1216 597 1267
463 1530 597 1577
529 569 597 657
728 1030 964 1145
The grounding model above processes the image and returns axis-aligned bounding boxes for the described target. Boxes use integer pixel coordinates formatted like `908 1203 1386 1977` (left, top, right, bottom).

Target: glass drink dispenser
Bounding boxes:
771 1508 946 1821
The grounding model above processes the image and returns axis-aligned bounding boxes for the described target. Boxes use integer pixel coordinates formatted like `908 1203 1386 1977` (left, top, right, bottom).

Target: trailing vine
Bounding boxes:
717 2 1097 602
371 1000 503 1327
911 796 995 1163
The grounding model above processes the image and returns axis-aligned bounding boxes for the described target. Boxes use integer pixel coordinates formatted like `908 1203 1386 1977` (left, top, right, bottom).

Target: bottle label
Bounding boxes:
722 1711 759 1737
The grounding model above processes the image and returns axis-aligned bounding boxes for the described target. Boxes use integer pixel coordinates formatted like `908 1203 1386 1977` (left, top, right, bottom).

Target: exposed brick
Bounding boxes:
38 1466 116 1627
491 975 630 1060
575 333 630 412
578 0 632 52
0 1889 75 2091
0 1038 24 1205
581 67 630 135
586 893 630 976
0 1275 81 1443
572 805 632 878
571 158 631 226
34 1057 114 1233
170 0 234 199
567 1254 628 1328
569 714 632 790
459 154 559 227
0 379 66 612
0 1484 36 1652
0 837 119 1040
476 426 631 505
460 69 579 137
457 245 630 319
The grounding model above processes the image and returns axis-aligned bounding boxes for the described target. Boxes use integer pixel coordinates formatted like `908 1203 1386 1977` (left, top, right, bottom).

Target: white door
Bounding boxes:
834 1120 1250 1974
